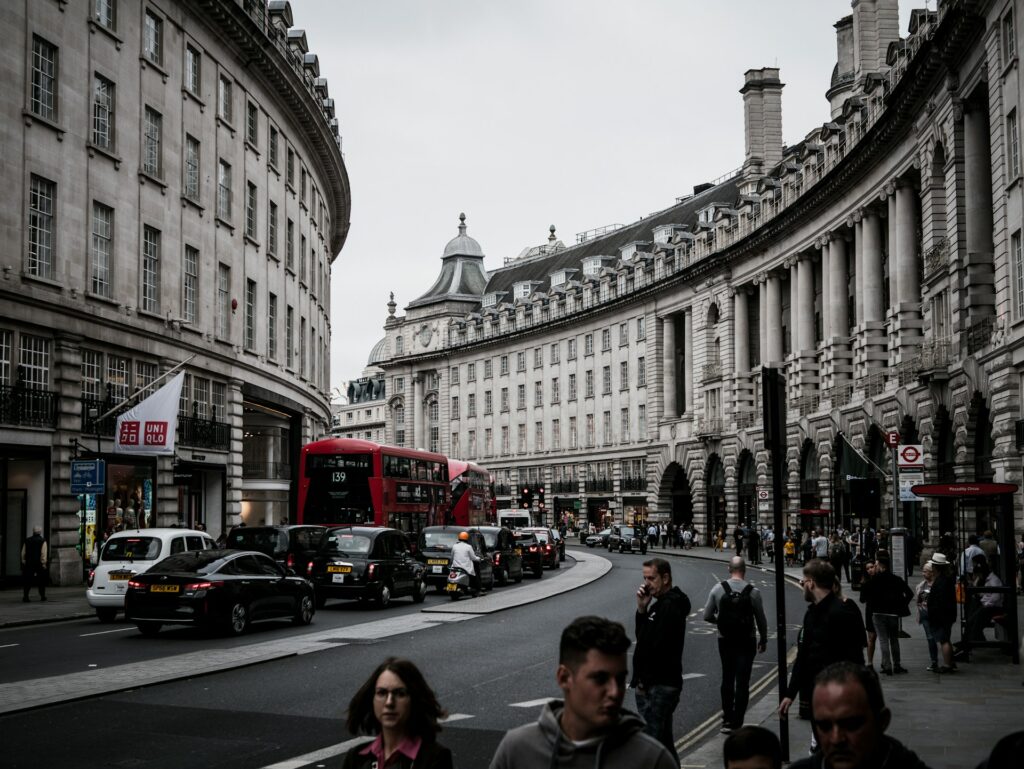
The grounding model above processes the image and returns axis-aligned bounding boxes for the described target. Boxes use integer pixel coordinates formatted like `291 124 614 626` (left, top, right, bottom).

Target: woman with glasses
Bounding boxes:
343 657 453 768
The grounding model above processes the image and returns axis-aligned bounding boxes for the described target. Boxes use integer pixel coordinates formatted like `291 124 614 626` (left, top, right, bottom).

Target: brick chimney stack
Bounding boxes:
741 67 785 182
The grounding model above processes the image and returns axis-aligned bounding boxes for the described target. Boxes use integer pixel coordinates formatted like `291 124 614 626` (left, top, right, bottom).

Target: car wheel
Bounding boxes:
377 581 393 608
533 568 544 579
315 591 327 610
554 558 561 569
513 568 524 584
619 544 625 553
292 594 314 626
96 607 117 623
136 621 161 636
487 572 495 591
226 602 249 636
497 566 508 586
412 578 427 604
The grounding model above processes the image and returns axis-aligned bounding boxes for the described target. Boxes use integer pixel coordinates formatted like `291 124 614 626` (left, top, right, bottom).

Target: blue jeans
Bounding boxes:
718 637 756 727
920 612 938 665
635 684 680 763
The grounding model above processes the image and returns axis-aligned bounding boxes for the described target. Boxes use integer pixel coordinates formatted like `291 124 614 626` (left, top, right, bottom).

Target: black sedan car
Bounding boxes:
417 526 494 592
225 525 325 575
607 524 644 553
308 526 427 609
512 531 544 579
520 527 561 569
124 549 315 636
477 525 524 585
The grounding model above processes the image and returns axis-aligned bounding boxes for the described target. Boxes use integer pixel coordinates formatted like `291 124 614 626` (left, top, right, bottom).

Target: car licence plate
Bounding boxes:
432 565 443 574
108 572 130 581
427 559 447 565
332 574 346 584
150 584 179 593
445 583 458 592
327 565 352 573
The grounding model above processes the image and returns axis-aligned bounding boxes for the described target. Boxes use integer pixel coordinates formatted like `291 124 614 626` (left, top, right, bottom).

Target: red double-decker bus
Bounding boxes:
448 459 495 527
297 438 449 534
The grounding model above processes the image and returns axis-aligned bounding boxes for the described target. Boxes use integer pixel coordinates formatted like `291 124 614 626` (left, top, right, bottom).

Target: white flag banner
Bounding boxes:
114 372 185 455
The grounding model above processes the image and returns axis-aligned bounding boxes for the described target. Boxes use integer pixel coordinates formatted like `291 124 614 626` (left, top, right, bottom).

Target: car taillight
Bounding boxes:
185 581 222 592
286 553 296 569
127 579 143 589
88 569 95 587
529 545 538 552
544 544 552 553
493 553 501 566
367 563 378 580
306 560 314 575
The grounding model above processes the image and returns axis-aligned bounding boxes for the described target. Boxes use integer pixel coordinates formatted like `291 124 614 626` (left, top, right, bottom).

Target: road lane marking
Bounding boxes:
258 736 369 769
509 697 555 708
0 644 19 649
682 673 706 680
441 713 474 722
79 627 136 637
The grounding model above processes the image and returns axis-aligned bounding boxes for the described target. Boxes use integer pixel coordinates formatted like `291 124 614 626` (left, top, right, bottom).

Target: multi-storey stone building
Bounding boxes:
370 0 1024 547
0 0 350 585
331 368 388 442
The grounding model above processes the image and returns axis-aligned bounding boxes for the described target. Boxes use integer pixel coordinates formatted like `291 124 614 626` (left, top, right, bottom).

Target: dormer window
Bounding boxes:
653 225 684 245
619 244 637 261
513 281 534 300
582 257 604 277
698 207 715 225
482 294 497 308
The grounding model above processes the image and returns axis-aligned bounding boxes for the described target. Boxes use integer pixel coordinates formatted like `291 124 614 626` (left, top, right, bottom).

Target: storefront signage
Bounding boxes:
71 459 106 494
910 482 1019 497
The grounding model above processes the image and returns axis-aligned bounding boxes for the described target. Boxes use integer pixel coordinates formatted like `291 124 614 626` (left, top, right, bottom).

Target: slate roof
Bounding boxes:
406 214 490 310
483 176 740 299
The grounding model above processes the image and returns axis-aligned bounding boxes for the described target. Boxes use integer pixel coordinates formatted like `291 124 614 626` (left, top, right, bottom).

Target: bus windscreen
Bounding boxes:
303 453 374 525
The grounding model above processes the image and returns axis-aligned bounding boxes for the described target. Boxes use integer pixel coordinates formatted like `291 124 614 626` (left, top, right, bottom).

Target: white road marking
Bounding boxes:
0 644 19 649
441 713 474 722
682 673 706 680
79 627 136 637
258 736 370 769
509 697 556 708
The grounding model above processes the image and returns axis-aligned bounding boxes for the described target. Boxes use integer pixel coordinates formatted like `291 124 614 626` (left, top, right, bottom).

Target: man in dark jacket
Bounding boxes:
859 557 914 674
779 560 864 742
631 557 691 763
489 616 675 769
789 662 933 769
21 526 48 602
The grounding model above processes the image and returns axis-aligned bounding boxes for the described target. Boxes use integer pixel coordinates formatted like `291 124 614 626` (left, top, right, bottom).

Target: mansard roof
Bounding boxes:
483 176 740 299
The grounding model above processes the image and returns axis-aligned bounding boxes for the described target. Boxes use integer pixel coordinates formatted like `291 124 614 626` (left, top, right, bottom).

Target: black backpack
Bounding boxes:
717 582 755 640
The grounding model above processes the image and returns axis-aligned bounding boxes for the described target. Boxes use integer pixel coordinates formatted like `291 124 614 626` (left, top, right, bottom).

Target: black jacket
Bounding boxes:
860 570 913 617
632 585 691 689
789 735 934 769
926 573 957 628
341 739 452 769
785 592 865 704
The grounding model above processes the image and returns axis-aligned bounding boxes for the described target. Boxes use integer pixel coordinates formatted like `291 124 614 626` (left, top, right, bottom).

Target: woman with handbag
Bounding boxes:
342 658 453 769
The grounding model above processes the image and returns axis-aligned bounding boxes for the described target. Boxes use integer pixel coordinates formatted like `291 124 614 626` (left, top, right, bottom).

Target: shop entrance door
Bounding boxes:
2 490 27 585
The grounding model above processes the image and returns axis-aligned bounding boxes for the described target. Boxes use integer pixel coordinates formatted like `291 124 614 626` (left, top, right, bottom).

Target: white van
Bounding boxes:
87 528 215 622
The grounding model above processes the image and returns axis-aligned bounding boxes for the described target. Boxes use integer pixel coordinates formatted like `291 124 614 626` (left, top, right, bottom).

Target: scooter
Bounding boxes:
446 566 473 601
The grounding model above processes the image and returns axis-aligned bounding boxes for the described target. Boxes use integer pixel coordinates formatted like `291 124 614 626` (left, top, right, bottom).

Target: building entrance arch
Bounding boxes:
737 450 756 525
706 454 726 535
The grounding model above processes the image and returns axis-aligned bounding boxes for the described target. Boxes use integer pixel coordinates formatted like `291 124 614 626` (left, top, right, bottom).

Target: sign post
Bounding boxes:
884 431 900 528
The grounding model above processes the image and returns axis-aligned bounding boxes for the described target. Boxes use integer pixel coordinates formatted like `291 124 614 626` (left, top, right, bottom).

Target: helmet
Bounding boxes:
458 531 470 541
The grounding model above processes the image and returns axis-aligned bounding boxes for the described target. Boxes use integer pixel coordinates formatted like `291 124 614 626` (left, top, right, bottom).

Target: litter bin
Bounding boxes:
850 556 866 592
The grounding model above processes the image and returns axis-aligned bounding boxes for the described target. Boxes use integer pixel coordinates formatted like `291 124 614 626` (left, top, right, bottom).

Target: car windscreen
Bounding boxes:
479 529 499 549
321 531 373 556
619 526 636 537
530 530 551 544
102 537 161 561
152 551 226 574
420 530 462 551
226 528 286 555
514 533 538 545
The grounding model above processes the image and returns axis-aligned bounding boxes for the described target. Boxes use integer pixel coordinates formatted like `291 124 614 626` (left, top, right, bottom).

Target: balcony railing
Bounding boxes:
965 316 998 355
796 393 821 417
584 479 613 493
1 385 58 428
178 415 229 450
550 480 577 493
734 408 760 429
80 396 128 436
494 484 512 496
697 417 723 438
242 461 292 480
621 476 647 492
830 382 855 408
859 370 887 398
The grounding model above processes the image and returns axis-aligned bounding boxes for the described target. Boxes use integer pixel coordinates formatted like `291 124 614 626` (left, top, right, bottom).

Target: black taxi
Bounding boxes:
477 525 524 585
417 526 494 592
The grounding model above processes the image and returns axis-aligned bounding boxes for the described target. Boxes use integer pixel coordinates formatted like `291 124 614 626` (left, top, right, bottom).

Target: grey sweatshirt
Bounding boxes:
488 700 676 769
703 577 768 641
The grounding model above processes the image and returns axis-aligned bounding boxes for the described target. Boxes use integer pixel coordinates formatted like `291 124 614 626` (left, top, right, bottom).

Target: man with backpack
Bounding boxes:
703 556 768 733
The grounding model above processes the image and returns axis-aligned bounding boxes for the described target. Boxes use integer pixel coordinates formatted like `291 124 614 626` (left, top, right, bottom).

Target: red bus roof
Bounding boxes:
303 437 447 462
448 458 489 478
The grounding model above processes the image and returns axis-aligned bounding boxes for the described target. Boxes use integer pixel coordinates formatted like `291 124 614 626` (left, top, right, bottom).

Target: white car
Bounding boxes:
87 528 215 622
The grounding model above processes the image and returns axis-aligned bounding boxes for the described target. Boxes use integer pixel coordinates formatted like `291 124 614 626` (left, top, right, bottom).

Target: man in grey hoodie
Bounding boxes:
488 615 676 769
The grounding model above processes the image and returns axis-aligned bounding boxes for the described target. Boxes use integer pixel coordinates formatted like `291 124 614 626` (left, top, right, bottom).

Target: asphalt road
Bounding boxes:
1 548 805 768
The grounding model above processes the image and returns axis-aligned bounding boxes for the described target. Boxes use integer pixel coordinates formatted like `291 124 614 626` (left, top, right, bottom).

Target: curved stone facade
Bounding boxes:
370 1 1023 550
0 0 349 584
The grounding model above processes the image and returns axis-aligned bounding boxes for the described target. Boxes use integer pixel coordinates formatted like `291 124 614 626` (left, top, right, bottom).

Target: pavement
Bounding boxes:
3 544 1022 768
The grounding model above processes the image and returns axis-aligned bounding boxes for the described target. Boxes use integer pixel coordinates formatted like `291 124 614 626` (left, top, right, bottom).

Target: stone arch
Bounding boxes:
736 449 757 524
799 438 820 509
656 460 693 526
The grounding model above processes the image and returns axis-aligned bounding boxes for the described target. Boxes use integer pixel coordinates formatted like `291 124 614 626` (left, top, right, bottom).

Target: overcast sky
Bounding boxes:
301 1 915 395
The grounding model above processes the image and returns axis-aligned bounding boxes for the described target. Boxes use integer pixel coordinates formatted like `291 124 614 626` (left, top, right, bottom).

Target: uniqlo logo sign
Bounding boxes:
144 422 168 446
119 421 141 445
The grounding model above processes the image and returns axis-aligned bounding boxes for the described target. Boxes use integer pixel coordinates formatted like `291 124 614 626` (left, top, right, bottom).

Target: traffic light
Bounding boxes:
519 485 533 509
537 485 546 510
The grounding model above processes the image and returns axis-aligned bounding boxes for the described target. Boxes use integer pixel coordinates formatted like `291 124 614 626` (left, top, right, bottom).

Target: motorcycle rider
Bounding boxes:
451 531 483 597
